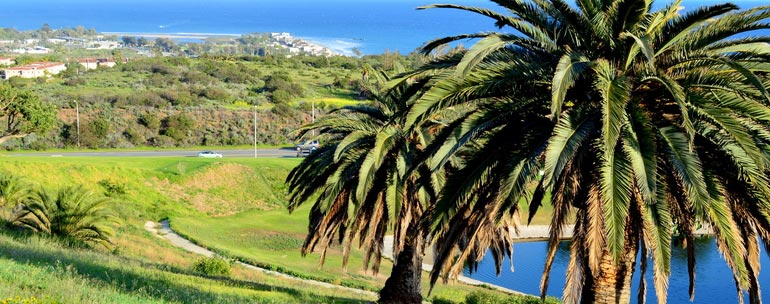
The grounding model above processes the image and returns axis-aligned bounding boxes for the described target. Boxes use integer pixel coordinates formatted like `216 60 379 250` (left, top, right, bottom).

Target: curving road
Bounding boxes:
3 148 300 158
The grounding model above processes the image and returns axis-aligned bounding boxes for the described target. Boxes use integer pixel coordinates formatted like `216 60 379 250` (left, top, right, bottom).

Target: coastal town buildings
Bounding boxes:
269 32 336 56
2 62 66 80
0 57 12 66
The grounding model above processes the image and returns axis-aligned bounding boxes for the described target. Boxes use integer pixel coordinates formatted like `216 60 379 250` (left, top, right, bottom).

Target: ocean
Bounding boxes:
2 0 766 55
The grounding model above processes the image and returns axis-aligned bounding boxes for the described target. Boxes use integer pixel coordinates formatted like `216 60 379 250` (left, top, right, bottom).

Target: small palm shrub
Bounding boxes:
11 186 119 249
191 256 231 277
0 173 31 222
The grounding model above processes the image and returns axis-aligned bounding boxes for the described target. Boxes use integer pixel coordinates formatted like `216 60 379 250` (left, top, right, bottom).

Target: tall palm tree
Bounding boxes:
286 66 442 303
0 173 31 222
405 0 770 303
11 186 119 249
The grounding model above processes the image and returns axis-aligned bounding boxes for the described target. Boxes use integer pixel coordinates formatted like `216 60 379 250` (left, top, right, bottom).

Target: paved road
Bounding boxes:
3 148 300 158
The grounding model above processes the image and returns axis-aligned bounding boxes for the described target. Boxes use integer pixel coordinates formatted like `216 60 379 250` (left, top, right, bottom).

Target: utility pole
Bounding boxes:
311 99 316 136
254 105 258 158
74 100 80 148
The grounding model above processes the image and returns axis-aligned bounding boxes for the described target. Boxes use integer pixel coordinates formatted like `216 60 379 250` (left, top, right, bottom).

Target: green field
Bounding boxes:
0 156 552 303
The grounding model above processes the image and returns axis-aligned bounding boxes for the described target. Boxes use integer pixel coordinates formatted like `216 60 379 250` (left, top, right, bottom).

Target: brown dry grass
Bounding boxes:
113 220 197 268
169 163 278 216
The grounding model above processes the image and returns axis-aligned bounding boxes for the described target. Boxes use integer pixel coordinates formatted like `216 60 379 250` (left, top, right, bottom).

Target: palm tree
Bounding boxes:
406 0 770 303
0 173 31 222
286 66 443 303
11 185 119 249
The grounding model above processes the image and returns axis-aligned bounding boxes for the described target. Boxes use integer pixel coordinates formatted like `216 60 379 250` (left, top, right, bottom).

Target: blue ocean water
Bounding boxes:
2 0 765 55
1 0 496 55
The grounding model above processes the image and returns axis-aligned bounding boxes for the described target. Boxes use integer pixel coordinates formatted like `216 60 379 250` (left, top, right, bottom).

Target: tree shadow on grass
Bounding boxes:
0 233 369 303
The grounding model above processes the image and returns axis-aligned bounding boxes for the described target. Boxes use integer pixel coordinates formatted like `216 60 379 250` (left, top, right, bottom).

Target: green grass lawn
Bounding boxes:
0 156 555 304
0 232 373 303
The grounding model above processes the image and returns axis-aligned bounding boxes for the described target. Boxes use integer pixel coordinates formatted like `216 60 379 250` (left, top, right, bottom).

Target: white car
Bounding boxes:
197 151 223 158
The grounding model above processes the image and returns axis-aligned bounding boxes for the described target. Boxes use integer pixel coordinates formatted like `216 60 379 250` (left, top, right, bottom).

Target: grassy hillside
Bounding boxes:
0 156 553 303
3 55 419 150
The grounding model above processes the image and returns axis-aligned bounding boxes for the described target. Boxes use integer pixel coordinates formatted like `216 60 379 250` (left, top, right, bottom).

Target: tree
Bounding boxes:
407 1 770 303
122 36 137 47
137 37 149 47
0 85 57 145
154 37 177 53
11 186 119 249
286 66 441 303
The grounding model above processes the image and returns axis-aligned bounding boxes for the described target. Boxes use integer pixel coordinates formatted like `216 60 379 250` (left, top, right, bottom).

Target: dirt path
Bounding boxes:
144 220 378 298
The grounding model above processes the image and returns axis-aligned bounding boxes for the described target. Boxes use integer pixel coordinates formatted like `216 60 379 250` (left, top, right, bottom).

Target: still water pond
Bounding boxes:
463 238 769 303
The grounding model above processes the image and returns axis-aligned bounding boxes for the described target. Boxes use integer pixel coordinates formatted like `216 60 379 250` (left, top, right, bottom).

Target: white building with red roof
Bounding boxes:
2 62 66 79
0 57 13 66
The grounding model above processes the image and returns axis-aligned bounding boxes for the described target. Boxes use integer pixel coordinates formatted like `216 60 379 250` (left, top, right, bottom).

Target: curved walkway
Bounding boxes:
148 221 709 299
145 220 566 299
144 220 378 298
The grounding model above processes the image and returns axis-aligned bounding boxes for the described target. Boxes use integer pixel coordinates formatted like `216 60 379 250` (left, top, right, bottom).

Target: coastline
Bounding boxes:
102 31 350 56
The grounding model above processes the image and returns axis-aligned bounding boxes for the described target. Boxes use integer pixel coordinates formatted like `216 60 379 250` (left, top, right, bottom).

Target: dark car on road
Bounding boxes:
295 140 319 157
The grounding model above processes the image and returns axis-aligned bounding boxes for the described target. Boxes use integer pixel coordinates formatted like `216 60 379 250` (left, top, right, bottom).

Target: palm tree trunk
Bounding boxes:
581 231 639 304
379 232 423 304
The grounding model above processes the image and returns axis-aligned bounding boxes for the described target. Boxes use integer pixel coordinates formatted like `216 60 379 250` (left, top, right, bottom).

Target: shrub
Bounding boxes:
139 113 161 132
430 296 459 304
64 77 87 86
0 296 45 304
161 113 195 143
149 135 176 147
97 179 128 197
200 86 230 101
123 127 146 146
0 173 31 221
192 256 231 277
465 290 559 304
80 117 110 148
11 186 120 249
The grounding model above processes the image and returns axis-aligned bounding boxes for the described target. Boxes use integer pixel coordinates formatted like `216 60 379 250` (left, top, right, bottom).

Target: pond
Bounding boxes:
463 238 769 303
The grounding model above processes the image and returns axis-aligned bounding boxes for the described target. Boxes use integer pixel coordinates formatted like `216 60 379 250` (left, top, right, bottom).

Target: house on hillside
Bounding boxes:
2 62 66 80
0 57 12 66
11 46 52 54
87 41 120 50
78 58 122 70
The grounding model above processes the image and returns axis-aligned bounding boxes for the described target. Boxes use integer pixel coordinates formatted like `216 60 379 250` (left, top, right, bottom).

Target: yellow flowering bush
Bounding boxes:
0 296 47 304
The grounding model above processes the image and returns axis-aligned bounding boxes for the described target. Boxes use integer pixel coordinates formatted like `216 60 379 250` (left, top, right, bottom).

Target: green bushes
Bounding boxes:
463 290 559 304
191 256 231 277
98 179 128 197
